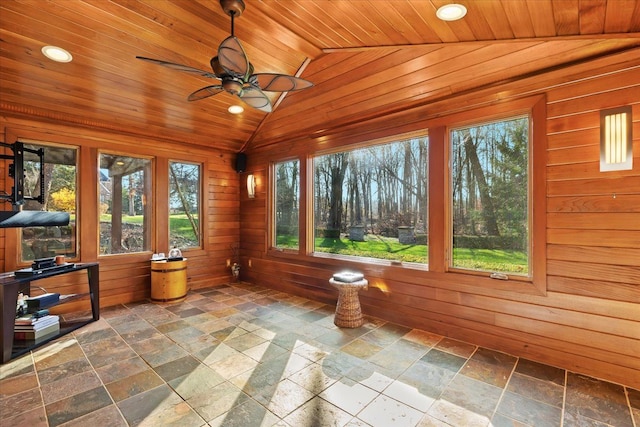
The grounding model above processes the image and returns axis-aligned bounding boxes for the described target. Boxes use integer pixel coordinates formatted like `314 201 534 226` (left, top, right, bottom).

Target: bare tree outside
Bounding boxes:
313 137 429 263
274 160 299 249
169 161 201 249
451 116 529 274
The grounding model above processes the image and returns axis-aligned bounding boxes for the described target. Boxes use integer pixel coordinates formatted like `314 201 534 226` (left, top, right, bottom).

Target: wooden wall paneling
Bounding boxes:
79 146 99 261
548 175 640 196
547 276 640 303
547 259 639 284
359 291 640 381
155 157 169 253
434 288 640 340
547 244 640 265
548 228 640 248
242 57 640 390
547 193 640 212
0 115 241 309
545 65 640 104
428 126 446 273
547 212 640 229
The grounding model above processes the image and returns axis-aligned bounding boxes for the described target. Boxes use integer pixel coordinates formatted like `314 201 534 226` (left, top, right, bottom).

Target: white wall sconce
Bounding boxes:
600 106 633 172
247 174 256 198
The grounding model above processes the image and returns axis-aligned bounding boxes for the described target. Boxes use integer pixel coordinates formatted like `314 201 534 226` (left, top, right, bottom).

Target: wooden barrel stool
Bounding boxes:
150 258 188 303
329 272 368 328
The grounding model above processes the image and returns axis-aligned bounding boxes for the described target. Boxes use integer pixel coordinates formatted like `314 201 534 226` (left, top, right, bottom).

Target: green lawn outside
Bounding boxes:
100 214 198 240
278 233 528 273
102 216 527 273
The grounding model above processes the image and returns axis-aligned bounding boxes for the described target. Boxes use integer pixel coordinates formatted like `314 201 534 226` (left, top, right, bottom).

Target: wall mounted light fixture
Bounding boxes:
600 106 633 172
247 174 256 198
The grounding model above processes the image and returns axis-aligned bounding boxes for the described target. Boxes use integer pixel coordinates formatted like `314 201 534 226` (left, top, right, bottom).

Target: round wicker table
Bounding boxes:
329 277 368 328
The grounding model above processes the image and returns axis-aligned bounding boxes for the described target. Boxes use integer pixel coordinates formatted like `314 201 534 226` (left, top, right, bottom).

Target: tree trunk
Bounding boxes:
463 133 499 236
169 165 199 238
327 153 349 231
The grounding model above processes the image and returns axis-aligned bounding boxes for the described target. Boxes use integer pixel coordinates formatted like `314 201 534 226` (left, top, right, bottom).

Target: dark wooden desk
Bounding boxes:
0 262 99 363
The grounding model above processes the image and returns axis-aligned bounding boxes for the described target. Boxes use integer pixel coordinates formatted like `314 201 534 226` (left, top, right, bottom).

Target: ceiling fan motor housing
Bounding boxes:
223 78 243 95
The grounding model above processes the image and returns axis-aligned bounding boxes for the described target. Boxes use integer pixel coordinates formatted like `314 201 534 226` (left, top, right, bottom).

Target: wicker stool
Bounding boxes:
329 275 368 328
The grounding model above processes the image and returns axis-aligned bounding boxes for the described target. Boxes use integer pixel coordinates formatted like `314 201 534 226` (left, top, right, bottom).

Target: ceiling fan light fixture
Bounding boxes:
41 45 73 63
436 4 467 21
228 105 244 114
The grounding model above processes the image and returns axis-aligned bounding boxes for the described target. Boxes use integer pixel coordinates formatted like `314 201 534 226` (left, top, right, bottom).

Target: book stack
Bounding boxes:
14 314 60 341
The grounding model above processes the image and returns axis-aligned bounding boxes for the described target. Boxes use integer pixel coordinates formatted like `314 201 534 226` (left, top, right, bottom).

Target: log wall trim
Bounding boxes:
241 55 640 388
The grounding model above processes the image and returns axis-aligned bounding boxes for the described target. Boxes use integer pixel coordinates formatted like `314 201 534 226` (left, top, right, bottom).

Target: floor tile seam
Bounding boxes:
563 372 636 426
234 387 290 423
357 387 428 420
378 378 436 414
489 355 523 424
505 374 567 410
432 341 475 360
624 388 638 427
39 365 123 425
11 352 46 419
98 315 174 397
558 368 569 427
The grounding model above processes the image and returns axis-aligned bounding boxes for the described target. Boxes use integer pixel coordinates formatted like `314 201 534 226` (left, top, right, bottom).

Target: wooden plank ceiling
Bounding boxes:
1 0 639 153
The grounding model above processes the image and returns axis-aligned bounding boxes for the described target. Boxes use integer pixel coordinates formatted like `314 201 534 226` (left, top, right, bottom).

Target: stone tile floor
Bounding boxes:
1 282 638 427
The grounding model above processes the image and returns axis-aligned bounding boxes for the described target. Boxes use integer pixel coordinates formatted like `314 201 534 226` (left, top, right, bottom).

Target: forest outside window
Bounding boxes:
169 161 201 249
450 115 530 276
313 136 428 264
99 153 152 255
274 159 300 251
19 142 78 262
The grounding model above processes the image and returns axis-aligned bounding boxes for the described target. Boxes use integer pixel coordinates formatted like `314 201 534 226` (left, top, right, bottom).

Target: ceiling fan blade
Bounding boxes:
239 86 272 113
253 74 314 92
188 85 224 101
218 36 249 78
136 56 218 79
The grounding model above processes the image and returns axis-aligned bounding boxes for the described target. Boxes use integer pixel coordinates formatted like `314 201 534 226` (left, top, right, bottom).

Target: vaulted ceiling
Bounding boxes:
1 0 639 153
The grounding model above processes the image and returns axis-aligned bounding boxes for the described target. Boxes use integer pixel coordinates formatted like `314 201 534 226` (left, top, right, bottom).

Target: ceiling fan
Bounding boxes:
136 0 313 113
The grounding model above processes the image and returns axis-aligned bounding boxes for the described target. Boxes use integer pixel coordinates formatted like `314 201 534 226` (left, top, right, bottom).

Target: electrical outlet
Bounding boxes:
226 259 231 267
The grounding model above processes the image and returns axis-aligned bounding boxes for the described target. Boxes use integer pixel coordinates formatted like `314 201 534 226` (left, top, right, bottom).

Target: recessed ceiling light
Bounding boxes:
228 105 244 114
436 4 467 21
41 45 73 63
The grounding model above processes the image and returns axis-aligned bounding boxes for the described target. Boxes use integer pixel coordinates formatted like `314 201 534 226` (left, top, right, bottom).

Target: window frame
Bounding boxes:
435 95 547 294
3 128 83 270
97 150 154 257
308 132 430 267
265 95 546 295
168 159 203 251
17 139 80 264
271 158 302 253
447 114 532 279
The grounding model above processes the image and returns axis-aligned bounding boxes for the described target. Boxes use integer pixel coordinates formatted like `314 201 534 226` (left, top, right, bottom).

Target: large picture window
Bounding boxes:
313 137 428 264
169 161 201 249
99 153 152 255
450 115 530 276
274 159 300 250
19 142 78 262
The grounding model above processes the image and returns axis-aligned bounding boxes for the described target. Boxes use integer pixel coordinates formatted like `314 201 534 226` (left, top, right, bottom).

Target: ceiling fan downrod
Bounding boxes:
220 0 245 36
